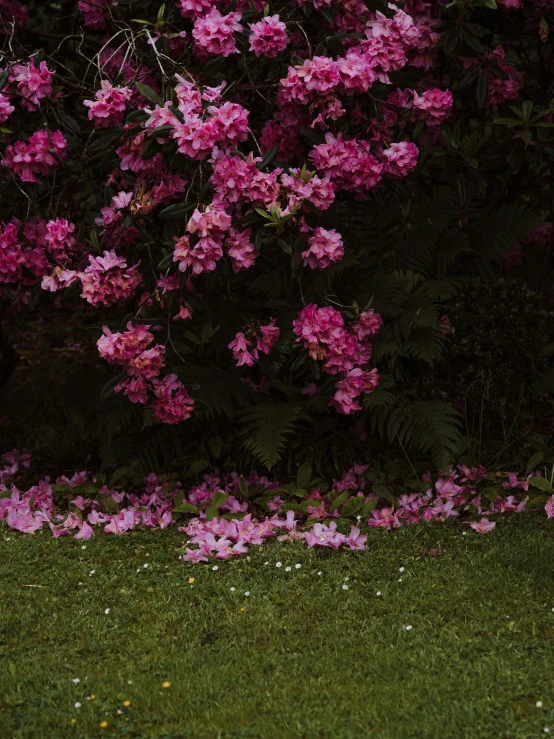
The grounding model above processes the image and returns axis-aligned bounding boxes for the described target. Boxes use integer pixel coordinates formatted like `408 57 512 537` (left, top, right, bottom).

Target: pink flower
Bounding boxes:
249 15 289 58
302 227 344 270
84 80 132 128
2 129 67 183
346 526 367 550
545 496 554 519
151 374 195 424
74 521 95 539
10 60 54 111
193 8 243 57
464 517 496 534
381 141 419 178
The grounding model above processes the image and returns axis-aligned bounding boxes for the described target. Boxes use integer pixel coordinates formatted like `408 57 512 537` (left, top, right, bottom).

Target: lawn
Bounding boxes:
2 515 554 739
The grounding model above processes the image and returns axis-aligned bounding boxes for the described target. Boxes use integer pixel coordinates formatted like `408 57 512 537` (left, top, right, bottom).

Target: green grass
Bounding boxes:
2 516 554 738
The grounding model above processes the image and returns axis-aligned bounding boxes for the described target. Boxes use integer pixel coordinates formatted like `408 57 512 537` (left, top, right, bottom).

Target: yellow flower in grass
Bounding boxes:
123 700 131 707
71 718 77 724
188 577 195 584
100 721 108 728
162 681 171 688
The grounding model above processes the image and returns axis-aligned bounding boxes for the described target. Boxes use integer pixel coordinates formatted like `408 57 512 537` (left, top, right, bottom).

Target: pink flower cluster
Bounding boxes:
301 227 344 270
228 319 280 367
79 250 142 306
192 8 243 57
293 304 381 413
84 80 132 127
2 129 67 183
173 206 231 275
78 0 109 29
97 322 194 422
249 15 289 58
9 59 54 111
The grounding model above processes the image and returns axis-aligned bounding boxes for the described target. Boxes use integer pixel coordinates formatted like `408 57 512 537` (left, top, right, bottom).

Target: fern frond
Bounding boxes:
242 402 309 469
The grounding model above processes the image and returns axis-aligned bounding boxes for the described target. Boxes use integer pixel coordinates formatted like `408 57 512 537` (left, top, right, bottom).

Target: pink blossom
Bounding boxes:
302 227 344 270
2 129 67 183
464 517 496 534
10 59 54 111
193 8 243 57
249 15 289 58
84 80 132 128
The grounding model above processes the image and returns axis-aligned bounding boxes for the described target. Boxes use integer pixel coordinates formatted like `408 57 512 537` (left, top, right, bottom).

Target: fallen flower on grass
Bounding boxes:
463 517 496 534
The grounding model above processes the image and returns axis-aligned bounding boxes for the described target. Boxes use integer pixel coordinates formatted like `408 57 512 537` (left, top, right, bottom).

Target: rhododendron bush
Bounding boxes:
0 0 552 475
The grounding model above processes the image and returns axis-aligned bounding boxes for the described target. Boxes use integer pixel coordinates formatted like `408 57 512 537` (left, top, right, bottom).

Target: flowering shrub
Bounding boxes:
0 0 552 475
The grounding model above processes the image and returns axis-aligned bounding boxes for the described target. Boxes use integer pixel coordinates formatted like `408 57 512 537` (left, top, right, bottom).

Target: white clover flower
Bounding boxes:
264 561 269 566
276 562 282 568
537 701 544 708
344 577 349 582
212 565 218 571
230 587 236 592
399 567 405 573
295 564 301 569
317 571 322 576
143 563 148 569
244 591 250 596
75 702 81 708
342 584 349 591
81 545 86 550
104 608 110 615
285 566 292 572
72 678 81 684
398 578 403 582
376 591 382 596
405 625 413 631
89 570 95 576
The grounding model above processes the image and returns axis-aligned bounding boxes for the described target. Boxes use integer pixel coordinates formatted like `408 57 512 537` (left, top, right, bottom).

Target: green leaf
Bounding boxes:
329 490 350 513
60 113 81 136
342 497 365 517
296 462 312 490
209 436 223 459
361 498 378 517
136 82 163 106
152 124 174 137
172 503 199 514
372 483 397 507
529 476 552 492
527 493 549 509
159 202 196 219
526 452 545 475
238 477 249 496
0 70 9 92
480 486 500 502
257 146 278 171
475 69 488 109
210 491 229 509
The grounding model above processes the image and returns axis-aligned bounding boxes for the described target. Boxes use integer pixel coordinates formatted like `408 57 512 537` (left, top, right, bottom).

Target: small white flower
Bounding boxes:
78 582 83 586
537 701 543 708
405 625 413 631
399 567 405 573
285 566 292 572
72 678 80 684
264 561 269 565
244 591 250 596
212 565 218 571
462 531 467 536
230 587 236 592
276 562 282 568
344 577 349 582
136 568 140 573
551 607 554 613
376 591 382 596
81 545 86 550
295 564 301 569
104 608 110 615
5 537 10 541
89 570 95 576
146 553 149 557
342 584 349 591
317 571 322 576
74 702 81 708
398 578 403 582
143 563 148 569
127 680 132 685
117 709 123 715
543 728 550 734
